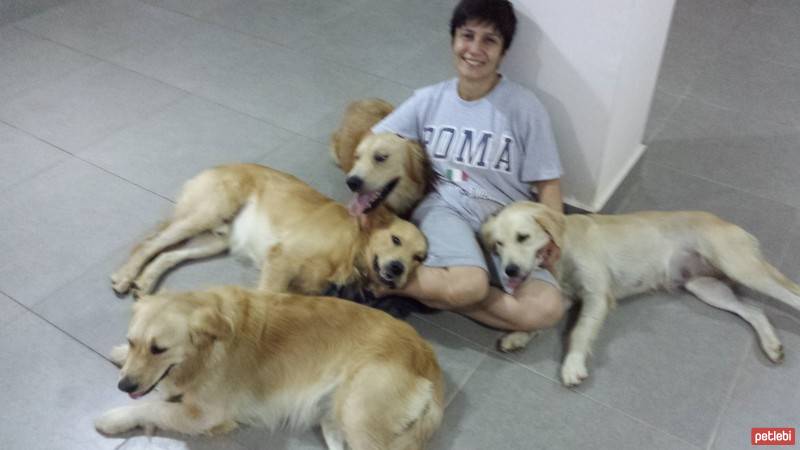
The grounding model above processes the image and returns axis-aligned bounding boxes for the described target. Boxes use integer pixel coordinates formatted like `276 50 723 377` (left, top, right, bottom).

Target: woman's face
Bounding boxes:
452 20 505 84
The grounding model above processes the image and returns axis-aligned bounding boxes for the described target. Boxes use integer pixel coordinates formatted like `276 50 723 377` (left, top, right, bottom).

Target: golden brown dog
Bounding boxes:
111 164 427 297
481 201 800 386
329 99 431 217
95 286 444 449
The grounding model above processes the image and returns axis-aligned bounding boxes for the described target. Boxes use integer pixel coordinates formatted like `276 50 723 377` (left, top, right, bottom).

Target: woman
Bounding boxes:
373 0 566 332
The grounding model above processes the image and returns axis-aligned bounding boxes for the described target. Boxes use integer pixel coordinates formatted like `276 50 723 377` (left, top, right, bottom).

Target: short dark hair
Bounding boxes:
449 0 517 53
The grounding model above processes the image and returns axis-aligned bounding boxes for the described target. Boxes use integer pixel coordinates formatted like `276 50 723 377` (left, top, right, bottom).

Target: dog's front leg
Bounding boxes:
561 292 610 387
95 400 228 436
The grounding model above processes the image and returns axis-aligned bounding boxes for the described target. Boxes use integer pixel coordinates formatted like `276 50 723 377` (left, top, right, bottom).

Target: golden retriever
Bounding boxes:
329 99 431 217
111 164 427 298
481 201 800 386
94 286 444 449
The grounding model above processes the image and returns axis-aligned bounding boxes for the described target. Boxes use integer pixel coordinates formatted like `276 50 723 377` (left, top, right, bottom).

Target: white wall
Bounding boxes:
503 0 675 211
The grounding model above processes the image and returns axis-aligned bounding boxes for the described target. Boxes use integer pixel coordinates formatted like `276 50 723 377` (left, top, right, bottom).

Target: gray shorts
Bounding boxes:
411 186 558 294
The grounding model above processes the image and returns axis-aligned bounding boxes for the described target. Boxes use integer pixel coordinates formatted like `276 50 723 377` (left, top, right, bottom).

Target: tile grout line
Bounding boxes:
412 313 501 351
487 348 704 449
8 5 422 160
703 341 753 450
8 24 321 146
645 88 689 143
12 1 416 126
414 312 704 448
132 0 420 91
406 314 497 408
646 158 800 213
445 351 490 410
0 118 177 204
0 287 121 366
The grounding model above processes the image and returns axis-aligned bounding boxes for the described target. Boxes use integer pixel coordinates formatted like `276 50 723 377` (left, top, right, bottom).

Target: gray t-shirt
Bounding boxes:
373 76 562 207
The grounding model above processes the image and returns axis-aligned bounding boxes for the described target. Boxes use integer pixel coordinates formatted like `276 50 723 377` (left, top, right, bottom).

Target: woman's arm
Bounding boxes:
533 178 563 213
532 178 563 271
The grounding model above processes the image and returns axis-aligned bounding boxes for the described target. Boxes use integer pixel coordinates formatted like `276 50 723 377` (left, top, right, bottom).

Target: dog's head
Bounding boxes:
346 133 426 216
363 214 428 289
116 292 232 399
480 201 565 289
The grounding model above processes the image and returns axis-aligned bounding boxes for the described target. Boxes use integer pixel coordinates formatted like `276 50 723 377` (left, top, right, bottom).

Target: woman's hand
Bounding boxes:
540 240 561 272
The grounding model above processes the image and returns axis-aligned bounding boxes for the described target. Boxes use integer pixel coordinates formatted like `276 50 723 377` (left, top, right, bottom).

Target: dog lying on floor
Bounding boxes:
330 98 432 217
481 201 800 386
111 163 427 299
94 286 444 450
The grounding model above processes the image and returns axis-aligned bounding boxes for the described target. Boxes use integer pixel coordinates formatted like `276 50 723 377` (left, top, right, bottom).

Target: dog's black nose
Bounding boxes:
346 176 363 192
388 260 405 277
505 264 520 278
118 377 139 394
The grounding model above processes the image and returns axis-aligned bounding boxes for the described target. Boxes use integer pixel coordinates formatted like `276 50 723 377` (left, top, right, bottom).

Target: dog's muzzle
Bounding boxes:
346 176 363 192
373 256 404 287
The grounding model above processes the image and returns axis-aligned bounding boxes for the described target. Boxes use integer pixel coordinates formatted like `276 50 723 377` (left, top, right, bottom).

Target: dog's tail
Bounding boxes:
697 216 800 312
389 377 444 450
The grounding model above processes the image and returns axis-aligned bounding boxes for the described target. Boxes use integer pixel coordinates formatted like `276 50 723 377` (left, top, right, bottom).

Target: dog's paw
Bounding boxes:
109 344 129 367
95 407 140 435
764 342 784 364
130 278 153 298
497 331 537 353
208 420 238 436
111 272 133 295
560 353 589 387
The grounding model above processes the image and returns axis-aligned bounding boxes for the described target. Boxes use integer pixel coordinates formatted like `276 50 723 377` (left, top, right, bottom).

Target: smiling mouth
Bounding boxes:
129 364 175 400
348 178 400 216
373 255 397 288
463 57 485 66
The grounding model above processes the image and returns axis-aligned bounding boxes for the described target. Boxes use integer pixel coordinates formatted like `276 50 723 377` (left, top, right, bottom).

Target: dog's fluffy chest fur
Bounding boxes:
230 196 280 267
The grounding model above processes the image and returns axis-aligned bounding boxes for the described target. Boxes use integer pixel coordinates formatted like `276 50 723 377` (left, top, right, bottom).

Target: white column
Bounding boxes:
504 0 675 211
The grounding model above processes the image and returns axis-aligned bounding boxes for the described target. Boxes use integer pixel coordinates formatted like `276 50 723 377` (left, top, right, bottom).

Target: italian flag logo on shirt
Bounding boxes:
446 168 469 182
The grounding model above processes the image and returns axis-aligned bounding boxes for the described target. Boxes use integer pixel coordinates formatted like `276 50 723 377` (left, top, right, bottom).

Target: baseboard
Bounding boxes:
589 143 648 212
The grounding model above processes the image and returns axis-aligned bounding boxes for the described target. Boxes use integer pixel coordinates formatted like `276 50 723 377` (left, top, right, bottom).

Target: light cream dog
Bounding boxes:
95 286 444 449
329 99 431 217
481 201 800 386
111 164 427 297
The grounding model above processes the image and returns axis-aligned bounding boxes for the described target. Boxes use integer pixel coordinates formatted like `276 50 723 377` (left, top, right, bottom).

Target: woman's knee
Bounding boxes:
514 283 565 330
441 268 489 308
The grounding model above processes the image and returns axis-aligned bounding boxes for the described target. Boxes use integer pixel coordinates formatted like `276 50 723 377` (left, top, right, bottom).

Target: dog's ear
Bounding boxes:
404 140 425 186
530 203 565 249
479 212 498 251
361 206 394 231
190 302 233 344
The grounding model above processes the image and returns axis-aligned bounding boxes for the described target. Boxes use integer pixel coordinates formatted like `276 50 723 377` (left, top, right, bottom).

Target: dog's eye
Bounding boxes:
517 233 529 243
150 344 167 355
496 241 504 247
374 153 387 163
391 235 401 246
413 254 426 262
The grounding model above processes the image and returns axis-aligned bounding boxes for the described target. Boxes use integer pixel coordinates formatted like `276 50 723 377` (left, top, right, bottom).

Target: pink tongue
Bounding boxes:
348 193 372 216
507 277 523 291
129 392 143 399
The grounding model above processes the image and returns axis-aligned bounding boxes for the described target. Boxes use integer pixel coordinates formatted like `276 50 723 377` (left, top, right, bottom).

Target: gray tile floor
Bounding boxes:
0 0 797 449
